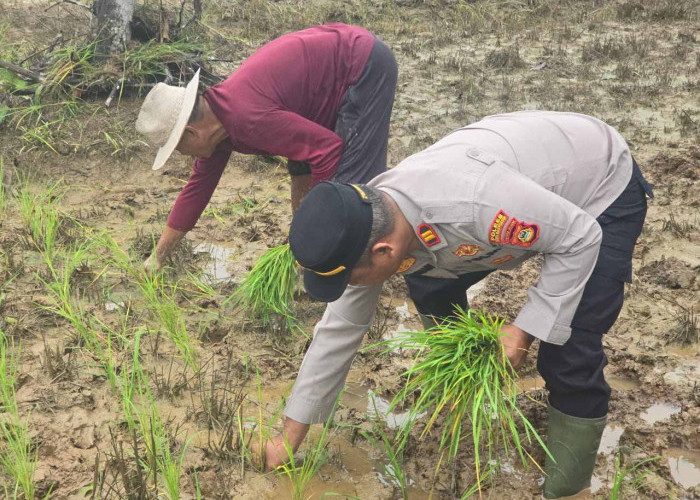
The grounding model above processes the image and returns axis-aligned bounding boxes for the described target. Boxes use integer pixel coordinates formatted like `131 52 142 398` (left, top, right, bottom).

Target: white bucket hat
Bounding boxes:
135 69 201 170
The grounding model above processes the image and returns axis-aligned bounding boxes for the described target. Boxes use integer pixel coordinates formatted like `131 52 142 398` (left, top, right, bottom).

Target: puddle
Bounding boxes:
640 402 681 425
606 375 640 391
666 345 699 359
193 242 235 282
666 448 700 489
598 424 624 455
387 300 418 339
344 382 426 430
367 390 426 430
516 374 639 394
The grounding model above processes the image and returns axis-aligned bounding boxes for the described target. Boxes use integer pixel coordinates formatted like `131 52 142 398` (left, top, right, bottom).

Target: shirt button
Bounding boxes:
469 149 480 157
425 212 433 219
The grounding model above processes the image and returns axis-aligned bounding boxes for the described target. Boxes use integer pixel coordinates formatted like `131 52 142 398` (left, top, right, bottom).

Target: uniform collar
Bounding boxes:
381 187 447 270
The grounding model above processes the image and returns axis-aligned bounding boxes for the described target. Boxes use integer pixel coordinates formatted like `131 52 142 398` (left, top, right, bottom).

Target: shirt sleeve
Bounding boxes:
166 145 231 231
474 163 603 345
240 110 344 185
284 284 382 424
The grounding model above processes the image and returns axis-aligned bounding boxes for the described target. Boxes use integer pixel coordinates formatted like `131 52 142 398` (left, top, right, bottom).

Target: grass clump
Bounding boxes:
381 307 550 492
277 408 334 500
0 331 44 499
228 244 299 334
609 453 660 500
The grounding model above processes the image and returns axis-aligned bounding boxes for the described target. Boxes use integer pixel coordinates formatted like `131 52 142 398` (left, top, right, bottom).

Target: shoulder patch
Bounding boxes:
397 257 416 274
417 223 441 247
488 210 509 244
503 218 540 247
491 254 515 266
454 244 482 258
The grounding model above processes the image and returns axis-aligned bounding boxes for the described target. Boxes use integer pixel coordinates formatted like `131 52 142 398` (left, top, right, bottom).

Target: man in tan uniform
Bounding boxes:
266 111 653 498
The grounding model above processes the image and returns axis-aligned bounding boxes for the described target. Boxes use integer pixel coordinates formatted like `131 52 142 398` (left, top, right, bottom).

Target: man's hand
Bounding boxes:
143 226 187 274
249 418 310 471
499 324 535 371
143 252 163 274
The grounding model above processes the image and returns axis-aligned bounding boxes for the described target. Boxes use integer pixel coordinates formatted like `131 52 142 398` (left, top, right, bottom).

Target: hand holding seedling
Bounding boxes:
499 323 535 371
249 418 310 471
143 252 163 273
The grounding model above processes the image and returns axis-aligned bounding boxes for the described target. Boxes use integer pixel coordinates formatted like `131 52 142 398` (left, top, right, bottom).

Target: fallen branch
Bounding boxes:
0 61 43 82
45 0 92 12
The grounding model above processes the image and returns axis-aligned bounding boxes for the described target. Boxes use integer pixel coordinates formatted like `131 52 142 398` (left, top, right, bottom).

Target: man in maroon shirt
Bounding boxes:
136 23 397 270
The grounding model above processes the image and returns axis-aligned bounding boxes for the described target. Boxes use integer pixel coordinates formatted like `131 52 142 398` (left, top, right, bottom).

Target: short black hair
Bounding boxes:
356 185 395 266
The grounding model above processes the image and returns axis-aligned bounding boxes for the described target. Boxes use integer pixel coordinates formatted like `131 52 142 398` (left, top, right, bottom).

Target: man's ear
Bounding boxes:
371 241 393 257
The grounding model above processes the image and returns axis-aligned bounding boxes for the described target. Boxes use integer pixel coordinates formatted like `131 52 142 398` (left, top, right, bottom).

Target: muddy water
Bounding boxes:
255 378 433 499
516 374 640 394
640 402 681 425
665 448 700 489
193 242 236 282
598 424 625 456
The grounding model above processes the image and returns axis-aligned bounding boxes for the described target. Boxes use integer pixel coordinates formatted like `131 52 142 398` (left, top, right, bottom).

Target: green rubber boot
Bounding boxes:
543 404 607 499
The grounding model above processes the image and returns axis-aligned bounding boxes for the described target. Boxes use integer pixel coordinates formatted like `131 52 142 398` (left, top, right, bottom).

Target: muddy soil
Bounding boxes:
0 0 698 499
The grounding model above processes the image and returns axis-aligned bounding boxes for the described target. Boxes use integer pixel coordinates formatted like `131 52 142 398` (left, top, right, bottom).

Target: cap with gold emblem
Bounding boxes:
289 182 373 302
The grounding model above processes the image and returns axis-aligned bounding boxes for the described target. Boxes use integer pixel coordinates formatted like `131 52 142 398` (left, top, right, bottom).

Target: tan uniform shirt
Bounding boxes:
285 111 633 424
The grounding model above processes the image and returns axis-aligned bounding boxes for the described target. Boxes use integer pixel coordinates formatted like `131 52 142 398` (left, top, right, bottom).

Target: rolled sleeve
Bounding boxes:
285 284 381 423
475 163 603 345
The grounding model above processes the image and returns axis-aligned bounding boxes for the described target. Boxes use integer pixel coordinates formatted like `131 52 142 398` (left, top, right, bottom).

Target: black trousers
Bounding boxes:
287 37 397 184
405 161 653 419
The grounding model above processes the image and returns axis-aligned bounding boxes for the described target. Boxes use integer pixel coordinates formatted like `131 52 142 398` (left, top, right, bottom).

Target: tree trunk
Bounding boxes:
93 0 135 55
193 0 202 21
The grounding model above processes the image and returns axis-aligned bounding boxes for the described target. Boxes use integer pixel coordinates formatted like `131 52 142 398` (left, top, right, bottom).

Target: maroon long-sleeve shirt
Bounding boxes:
167 23 374 231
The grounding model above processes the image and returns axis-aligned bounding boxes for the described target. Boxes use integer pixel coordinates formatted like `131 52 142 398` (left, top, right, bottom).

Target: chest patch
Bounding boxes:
489 210 509 244
417 223 441 247
397 257 416 273
454 244 482 258
491 254 515 266
489 210 540 248
504 218 540 247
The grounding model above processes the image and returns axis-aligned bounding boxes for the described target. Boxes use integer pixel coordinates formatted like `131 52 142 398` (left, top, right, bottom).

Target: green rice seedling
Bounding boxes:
0 332 41 500
360 396 408 499
120 328 146 433
379 307 551 493
227 244 300 334
17 180 63 264
38 243 99 348
38 242 121 389
138 272 198 373
609 453 660 499
129 360 194 500
278 405 335 500
0 156 5 215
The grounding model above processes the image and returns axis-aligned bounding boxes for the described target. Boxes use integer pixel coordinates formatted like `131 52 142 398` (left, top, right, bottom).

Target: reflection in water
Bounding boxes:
666 448 700 489
640 402 681 425
367 390 426 430
193 242 235 282
598 424 624 455
387 301 417 339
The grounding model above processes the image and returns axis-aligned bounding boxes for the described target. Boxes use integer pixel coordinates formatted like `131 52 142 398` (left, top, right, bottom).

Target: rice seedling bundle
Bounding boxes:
229 244 299 332
383 307 550 491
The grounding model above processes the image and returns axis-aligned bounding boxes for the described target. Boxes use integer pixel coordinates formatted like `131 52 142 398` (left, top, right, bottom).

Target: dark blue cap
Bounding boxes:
289 182 373 302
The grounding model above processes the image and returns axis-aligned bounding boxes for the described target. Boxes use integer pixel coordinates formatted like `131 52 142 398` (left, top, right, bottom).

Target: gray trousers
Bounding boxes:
287 37 398 184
